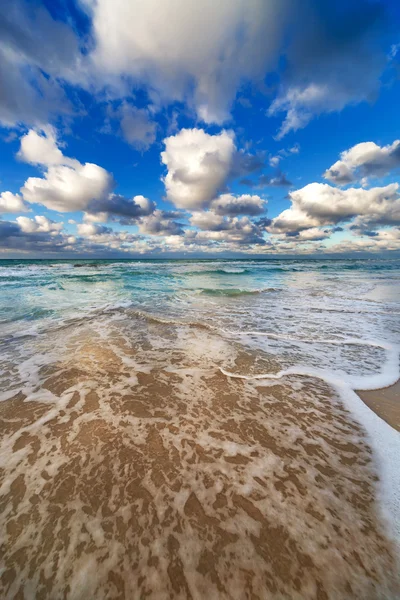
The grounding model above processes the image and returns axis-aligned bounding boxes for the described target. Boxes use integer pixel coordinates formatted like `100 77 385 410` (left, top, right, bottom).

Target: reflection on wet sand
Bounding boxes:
0 314 399 599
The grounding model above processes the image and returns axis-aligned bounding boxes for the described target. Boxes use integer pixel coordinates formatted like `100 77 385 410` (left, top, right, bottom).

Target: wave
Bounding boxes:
73 262 102 268
199 287 279 297
185 268 251 276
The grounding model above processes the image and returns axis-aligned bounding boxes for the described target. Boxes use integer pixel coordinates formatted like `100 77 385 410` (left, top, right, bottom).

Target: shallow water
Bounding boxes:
0 258 400 598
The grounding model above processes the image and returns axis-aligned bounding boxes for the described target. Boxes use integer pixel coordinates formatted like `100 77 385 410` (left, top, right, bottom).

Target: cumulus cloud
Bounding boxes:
84 0 289 124
0 1 79 127
22 163 114 213
0 192 29 214
138 210 184 236
268 2 388 138
16 128 114 212
189 213 265 245
17 127 77 167
269 182 400 233
269 155 281 168
112 103 157 151
329 227 400 254
286 227 331 242
0 216 68 253
8 128 160 225
190 220 266 246
269 84 336 140
76 222 112 237
161 128 267 211
324 140 400 184
210 194 266 216
87 194 155 222
240 173 292 188
189 212 229 231
161 128 236 210
1 0 395 138
16 215 63 234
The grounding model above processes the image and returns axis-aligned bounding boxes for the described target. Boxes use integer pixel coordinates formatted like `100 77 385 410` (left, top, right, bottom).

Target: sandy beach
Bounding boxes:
357 380 400 432
1 312 399 599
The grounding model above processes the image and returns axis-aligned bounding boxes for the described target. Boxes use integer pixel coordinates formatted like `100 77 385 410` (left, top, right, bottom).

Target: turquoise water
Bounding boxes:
1 258 399 367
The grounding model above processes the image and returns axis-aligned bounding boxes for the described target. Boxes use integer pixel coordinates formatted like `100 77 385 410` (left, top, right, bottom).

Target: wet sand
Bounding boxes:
357 380 400 432
1 315 399 599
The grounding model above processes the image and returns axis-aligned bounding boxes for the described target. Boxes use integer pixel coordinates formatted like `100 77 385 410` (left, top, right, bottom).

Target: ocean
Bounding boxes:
1 258 400 598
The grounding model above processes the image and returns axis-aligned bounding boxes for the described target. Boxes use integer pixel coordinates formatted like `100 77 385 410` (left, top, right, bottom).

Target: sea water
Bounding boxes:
0 258 399 599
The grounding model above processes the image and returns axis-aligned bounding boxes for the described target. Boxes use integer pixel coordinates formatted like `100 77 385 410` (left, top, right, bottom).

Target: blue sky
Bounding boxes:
1 0 400 257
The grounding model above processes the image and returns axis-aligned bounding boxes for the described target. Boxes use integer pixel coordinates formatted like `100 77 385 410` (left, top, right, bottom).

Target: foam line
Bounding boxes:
221 348 400 547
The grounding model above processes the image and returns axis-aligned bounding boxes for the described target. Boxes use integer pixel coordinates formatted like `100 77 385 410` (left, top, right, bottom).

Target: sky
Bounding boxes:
1 0 400 258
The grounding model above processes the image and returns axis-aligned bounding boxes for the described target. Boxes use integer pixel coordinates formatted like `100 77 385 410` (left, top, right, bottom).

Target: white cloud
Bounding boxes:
269 155 281 167
189 214 265 245
17 127 77 167
138 210 184 236
269 182 400 233
295 227 330 242
329 227 400 254
84 0 289 124
86 194 155 222
0 192 29 214
15 128 156 222
161 128 235 210
268 83 336 140
118 104 157 151
0 0 393 140
0 1 79 127
22 162 114 213
210 193 266 216
16 127 114 213
16 215 63 234
324 140 400 184
189 212 228 231
76 222 111 237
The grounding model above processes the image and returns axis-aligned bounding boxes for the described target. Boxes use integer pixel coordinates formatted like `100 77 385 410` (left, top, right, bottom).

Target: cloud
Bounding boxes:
268 1 388 138
138 210 184 236
269 182 400 233
189 212 230 231
0 0 395 139
161 128 236 209
240 172 292 188
12 128 160 224
84 0 290 124
0 216 68 253
189 213 265 245
161 128 269 211
285 227 331 242
0 192 29 214
191 221 266 246
16 215 63 234
230 151 265 179
87 194 155 222
22 163 114 213
16 128 113 213
210 193 266 216
0 1 79 127
114 103 157 151
76 223 112 237
324 140 400 184
269 155 281 167
17 127 77 167
269 84 335 139
329 227 400 253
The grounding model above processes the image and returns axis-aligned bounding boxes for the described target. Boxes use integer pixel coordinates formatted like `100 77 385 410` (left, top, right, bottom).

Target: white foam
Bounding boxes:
221 338 400 548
